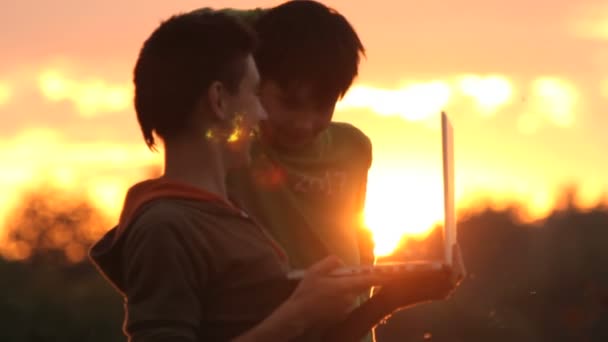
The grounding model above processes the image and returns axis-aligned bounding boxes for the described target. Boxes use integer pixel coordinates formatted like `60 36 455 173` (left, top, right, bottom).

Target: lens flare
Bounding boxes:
205 113 251 144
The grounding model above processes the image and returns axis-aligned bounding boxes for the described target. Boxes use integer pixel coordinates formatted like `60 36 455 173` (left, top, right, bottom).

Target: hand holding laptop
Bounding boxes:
318 112 465 341
321 245 466 342
370 244 465 312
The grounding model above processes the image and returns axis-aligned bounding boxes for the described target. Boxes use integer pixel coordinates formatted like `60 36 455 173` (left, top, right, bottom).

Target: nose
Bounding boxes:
255 99 268 121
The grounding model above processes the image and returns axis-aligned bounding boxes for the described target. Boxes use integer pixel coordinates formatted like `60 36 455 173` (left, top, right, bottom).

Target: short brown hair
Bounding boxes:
133 10 257 149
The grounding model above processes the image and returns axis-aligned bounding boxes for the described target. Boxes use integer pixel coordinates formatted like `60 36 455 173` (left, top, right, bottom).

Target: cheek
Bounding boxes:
260 101 293 127
310 110 332 133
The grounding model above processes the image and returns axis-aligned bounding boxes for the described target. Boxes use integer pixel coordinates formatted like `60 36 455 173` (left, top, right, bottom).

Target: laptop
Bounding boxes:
287 111 458 280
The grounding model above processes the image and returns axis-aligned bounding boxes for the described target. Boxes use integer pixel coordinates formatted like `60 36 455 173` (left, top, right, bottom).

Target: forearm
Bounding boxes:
232 302 310 342
321 294 391 342
129 324 198 342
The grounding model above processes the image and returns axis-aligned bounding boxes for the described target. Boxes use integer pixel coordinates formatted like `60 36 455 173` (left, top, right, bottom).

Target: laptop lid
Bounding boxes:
442 111 456 266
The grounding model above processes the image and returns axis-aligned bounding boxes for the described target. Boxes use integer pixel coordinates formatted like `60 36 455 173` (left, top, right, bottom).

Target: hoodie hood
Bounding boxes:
88 178 240 293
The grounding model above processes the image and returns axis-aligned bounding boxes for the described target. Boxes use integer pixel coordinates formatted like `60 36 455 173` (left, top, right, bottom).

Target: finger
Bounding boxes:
308 255 344 275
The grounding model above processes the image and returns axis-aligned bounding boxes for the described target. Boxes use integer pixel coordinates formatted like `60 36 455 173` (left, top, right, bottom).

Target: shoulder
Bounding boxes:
329 122 369 142
125 200 207 247
328 122 372 167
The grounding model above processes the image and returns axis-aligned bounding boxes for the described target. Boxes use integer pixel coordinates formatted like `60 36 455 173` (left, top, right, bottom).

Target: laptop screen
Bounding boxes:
442 112 456 266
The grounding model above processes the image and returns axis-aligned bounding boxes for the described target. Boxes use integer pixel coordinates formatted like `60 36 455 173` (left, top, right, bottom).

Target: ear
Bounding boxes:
206 81 229 121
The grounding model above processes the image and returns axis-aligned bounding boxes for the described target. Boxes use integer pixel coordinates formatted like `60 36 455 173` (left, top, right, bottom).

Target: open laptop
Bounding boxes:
287 111 458 280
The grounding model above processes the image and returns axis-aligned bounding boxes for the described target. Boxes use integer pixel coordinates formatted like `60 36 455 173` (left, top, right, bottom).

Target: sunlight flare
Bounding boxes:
363 167 444 256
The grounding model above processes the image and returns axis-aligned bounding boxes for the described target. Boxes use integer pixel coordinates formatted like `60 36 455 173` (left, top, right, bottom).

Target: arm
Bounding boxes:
321 289 393 342
125 219 312 342
123 219 203 342
323 247 466 342
322 273 453 342
231 300 310 342
236 256 380 342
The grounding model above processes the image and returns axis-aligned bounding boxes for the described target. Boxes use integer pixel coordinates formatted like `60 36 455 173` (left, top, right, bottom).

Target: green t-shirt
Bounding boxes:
228 122 374 269
228 122 376 342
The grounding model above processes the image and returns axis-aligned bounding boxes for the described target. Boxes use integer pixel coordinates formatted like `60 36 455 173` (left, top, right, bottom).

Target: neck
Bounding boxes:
162 134 228 202
259 126 319 154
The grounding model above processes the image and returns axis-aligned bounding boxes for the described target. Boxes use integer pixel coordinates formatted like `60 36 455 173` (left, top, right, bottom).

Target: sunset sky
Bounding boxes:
2 0 608 257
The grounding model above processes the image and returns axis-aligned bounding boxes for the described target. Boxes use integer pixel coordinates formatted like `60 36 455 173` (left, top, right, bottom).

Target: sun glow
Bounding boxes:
363 167 444 257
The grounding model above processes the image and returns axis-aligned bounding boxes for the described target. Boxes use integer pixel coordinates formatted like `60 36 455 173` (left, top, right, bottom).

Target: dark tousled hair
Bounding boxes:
133 10 257 149
254 0 365 107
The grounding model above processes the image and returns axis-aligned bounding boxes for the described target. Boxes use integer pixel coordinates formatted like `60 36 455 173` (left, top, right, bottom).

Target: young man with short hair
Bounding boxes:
227 0 374 277
225 2 463 340
89 10 381 341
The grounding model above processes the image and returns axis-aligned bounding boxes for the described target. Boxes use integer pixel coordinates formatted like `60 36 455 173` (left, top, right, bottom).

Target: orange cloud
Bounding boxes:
457 74 513 116
38 69 131 117
337 74 515 122
0 81 12 106
518 77 578 134
0 128 161 241
337 81 452 121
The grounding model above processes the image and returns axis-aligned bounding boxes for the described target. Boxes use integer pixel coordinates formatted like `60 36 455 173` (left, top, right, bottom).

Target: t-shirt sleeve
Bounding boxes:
121 212 205 342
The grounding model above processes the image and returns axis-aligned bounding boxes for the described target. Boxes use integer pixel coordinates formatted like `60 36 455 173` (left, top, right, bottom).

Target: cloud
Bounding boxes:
569 4 608 40
38 69 132 118
518 77 578 134
456 75 513 117
337 81 452 121
337 74 580 134
0 128 161 234
0 81 12 106
337 74 514 122
602 80 608 98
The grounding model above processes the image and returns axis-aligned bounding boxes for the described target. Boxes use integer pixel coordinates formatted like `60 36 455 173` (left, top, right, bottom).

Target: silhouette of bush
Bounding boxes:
0 187 123 342
1 186 607 341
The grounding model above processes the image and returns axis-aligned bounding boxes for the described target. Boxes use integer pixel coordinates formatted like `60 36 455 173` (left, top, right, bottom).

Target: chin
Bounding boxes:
277 136 315 150
226 150 252 169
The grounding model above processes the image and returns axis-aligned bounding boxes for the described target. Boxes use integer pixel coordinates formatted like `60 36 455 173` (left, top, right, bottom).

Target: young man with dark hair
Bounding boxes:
89 10 382 341
228 0 374 278
224 2 462 340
